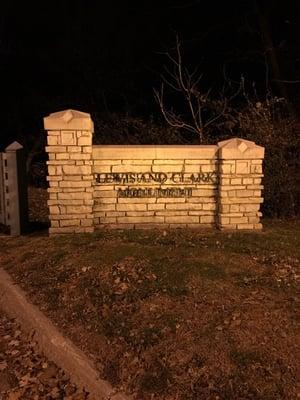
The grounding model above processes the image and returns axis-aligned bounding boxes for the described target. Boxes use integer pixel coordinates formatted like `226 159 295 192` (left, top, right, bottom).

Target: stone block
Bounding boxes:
185 159 214 164
157 197 186 203
67 146 82 153
51 220 59 228
117 216 164 224
47 166 56 175
51 213 88 220
58 192 92 200
187 197 214 203
242 178 253 184
250 164 263 174
156 211 187 216
202 203 216 211
100 217 117 224
192 189 216 197
94 212 106 217
93 185 115 191
248 216 260 223
152 164 183 173
237 224 254 230
220 163 235 174
80 218 94 227
106 211 125 217
219 224 237 230
66 205 92 214
118 198 156 204
200 215 215 223
78 136 92 146
148 204 165 210
218 138 264 159
116 204 147 211
60 181 92 188
95 197 116 204
44 110 94 131
126 211 155 217
61 131 76 145
219 205 229 213
70 153 91 160
254 223 263 229
92 166 111 174
236 161 249 174
239 204 260 212
231 178 242 185
220 216 230 224
49 206 60 215
92 145 218 160
45 146 66 153
60 219 81 227
188 211 214 216
47 136 59 145
49 199 84 206
184 165 201 173
94 190 116 198
236 190 254 197
153 159 184 165
221 185 245 191
111 165 150 173
82 146 92 153
165 216 199 224
94 204 116 212
230 217 248 224
171 203 204 211
62 165 91 175
200 164 216 173
94 160 122 165
247 185 263 190
48 181 59 187
63 175 83 181
56 153 70 160
220 178 230 185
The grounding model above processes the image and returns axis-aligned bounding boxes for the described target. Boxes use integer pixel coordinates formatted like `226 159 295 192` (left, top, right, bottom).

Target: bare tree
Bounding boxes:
154 36 230 143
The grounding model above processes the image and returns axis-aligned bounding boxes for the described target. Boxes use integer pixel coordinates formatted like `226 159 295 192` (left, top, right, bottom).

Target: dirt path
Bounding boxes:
0 312 89 400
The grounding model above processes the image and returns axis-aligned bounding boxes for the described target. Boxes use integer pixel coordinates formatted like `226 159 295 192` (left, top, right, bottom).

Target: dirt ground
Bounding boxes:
0 312 88 399
0 187 299 399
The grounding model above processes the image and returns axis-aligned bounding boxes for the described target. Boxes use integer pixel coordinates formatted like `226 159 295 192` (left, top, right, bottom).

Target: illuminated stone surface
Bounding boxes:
44 110 264 233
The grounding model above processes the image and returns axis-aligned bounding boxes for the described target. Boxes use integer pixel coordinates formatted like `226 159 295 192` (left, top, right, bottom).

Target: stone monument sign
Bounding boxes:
44 109 264 234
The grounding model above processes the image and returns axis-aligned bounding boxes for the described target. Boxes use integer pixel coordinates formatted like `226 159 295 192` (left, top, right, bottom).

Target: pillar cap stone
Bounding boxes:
44 109 94 131
5 141 23 152
218 138 264 159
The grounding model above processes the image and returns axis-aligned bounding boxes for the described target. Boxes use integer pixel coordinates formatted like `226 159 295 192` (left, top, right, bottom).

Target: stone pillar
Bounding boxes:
217 138 264 230
3 142 29 235
44 109 94 234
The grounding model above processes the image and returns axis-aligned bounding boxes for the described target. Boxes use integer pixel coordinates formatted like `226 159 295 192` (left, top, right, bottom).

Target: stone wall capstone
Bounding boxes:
44 109 265 234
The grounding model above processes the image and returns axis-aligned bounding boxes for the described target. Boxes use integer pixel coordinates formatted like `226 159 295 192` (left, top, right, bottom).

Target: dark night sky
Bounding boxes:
0 0 299 149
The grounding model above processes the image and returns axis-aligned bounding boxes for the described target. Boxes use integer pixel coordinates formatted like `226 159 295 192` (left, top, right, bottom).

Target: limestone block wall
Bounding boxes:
92 146 218 229
218 139 264 230
44 110 95 234
44 109 265 234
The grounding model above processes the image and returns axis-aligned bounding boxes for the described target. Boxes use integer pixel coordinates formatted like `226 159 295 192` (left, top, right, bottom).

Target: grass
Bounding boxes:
0 218 299 399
